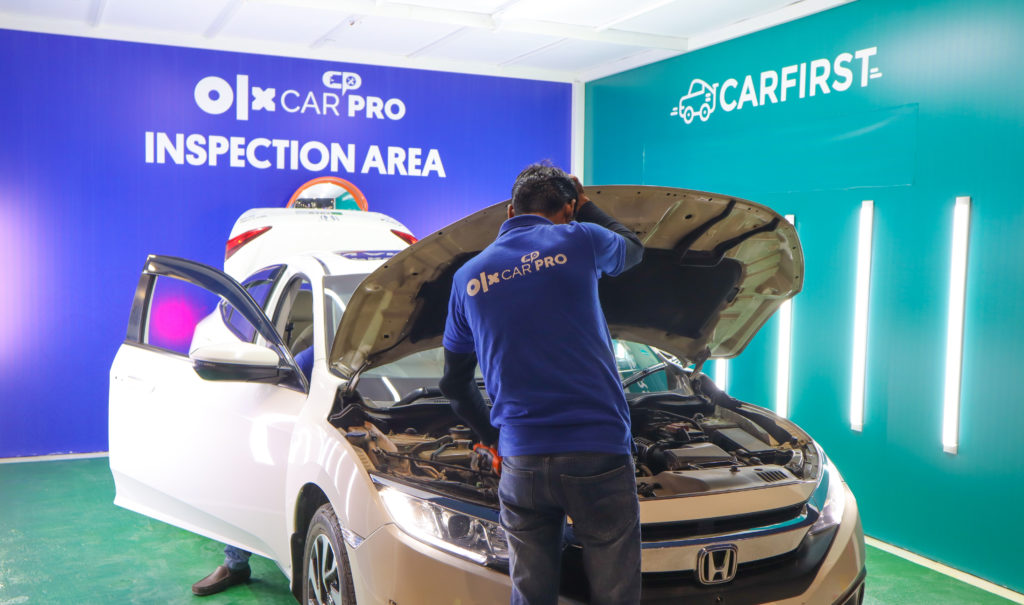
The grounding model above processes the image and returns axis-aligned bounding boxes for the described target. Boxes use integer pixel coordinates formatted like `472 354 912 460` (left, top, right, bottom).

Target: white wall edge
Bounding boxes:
0 451 109 464
865 536 1024 604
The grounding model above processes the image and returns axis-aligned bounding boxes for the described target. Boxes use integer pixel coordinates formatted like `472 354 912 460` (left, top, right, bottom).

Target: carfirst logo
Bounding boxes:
466 251 569 297
669 46 883 125
193 70 407 121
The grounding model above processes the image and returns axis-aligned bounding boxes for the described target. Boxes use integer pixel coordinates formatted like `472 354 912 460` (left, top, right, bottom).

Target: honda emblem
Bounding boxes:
696 544 738 585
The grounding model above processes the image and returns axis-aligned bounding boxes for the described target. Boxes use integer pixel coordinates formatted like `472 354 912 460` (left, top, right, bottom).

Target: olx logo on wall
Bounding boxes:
193 70 407 121
669 46 882 124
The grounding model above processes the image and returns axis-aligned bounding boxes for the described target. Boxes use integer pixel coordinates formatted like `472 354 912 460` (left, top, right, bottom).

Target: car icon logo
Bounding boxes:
670 78 718 124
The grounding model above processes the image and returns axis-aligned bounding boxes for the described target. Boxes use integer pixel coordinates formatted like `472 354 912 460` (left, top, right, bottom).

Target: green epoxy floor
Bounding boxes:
0 457 292 604
0 457 1016 604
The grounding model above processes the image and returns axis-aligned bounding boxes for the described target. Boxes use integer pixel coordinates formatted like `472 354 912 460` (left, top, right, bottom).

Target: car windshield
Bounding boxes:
323 273 466 380
323 273 676 406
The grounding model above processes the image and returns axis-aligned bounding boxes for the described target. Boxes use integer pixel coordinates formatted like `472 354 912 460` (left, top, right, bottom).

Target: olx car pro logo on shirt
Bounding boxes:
194 71 406 121
466 250 569 296
669 46 882 124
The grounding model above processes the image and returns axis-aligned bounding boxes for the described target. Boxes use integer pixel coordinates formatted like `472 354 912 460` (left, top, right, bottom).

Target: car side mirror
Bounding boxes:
190 342 290 383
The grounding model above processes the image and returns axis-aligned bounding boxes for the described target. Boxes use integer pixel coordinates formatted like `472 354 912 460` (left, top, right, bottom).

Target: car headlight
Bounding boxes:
808 454 847 536
379 485 509 566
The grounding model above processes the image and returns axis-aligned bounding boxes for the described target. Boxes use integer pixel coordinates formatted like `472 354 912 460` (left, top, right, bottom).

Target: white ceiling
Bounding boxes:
0 0 853 82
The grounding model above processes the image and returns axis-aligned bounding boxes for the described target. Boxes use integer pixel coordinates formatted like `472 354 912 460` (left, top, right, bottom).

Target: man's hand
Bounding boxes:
472 443 502 476
569 175 590 217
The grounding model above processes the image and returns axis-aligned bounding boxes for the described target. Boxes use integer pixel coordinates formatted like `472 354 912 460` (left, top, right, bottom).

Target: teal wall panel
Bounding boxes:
587 0 1024 593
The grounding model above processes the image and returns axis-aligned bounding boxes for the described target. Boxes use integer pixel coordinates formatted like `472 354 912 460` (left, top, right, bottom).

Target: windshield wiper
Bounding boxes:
392 386 445 407
622 363 668 389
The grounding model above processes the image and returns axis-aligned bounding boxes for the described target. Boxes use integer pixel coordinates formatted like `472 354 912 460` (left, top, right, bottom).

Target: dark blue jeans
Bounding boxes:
499 452 641 605
223 544 251 570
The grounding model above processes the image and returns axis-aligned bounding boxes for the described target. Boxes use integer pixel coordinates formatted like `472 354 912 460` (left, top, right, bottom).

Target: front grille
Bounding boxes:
640 503 805 542
642 546 800 588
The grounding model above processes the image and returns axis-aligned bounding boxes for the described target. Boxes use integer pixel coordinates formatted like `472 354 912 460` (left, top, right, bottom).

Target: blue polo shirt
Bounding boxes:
442 214 631 457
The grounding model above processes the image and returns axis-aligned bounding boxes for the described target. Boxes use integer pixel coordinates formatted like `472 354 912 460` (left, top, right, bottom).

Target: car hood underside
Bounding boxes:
330 186 803 377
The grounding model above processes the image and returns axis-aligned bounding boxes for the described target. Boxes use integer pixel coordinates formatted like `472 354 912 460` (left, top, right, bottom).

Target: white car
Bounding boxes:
109 187 865 604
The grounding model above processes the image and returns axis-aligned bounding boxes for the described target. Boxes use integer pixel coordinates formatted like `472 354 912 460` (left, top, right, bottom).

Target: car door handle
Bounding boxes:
113 375 155 393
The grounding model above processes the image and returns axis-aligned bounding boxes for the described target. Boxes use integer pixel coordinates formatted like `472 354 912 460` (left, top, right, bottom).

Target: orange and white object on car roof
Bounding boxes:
287 176 369 211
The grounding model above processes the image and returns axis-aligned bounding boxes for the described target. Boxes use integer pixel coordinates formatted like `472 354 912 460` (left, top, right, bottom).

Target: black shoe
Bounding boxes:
192 564 251 596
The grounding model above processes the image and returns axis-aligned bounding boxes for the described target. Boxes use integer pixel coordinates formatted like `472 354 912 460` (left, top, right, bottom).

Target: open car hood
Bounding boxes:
330 186 803 377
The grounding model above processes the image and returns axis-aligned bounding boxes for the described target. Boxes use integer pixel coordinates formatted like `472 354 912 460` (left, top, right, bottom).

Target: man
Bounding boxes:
439 164 644 605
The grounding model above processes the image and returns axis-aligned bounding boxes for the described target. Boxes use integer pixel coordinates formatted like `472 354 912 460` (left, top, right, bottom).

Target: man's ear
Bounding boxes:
507 203 515 219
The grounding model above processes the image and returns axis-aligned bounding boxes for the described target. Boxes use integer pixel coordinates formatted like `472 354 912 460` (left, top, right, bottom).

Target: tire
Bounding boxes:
682 106 694 124
302 503 357 605
699 103 711 121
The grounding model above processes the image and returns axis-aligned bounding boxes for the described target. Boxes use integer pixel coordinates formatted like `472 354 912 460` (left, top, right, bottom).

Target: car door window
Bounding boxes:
145 276 222 355
323 273 368 354
265 275 317 382
127 256 306 392
271 276 315 354
220 266 284 342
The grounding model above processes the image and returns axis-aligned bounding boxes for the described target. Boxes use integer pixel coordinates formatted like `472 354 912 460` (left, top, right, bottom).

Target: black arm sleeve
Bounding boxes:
439 349 499 446
693 372 741 410
576 201 644 271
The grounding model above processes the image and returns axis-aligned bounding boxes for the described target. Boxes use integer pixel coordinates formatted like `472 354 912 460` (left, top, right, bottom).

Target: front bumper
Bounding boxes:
348 523 514 604
345 484 865 605
633 484 865 604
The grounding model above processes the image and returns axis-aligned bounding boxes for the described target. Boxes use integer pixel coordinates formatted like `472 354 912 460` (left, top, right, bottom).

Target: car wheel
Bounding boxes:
699 103 711 121
682 106 694 124
302 503 357 605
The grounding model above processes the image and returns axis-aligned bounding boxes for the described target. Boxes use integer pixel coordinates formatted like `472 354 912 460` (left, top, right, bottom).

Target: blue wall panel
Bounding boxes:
586 0 1024 592
0 29 570 458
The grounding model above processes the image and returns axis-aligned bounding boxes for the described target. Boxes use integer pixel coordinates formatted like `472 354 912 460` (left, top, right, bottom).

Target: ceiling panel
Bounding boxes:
508 38 647 72
318 14 464 56
418 27 559 64
219 2 351 44
0 0 851 81
579 47 683 81
102 0 237 34
398 0 510 14
616 0 800 37
0 0 90 22
495 0 644 29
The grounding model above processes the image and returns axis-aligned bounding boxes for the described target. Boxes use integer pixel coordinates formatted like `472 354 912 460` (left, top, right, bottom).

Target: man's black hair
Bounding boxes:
510 162 577 216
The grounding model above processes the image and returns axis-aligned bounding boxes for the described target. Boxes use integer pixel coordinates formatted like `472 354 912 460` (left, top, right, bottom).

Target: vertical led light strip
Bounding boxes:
570 81 585 178
715 359 730 392
942 196 971 455
850 201 874 432
775 214 796 418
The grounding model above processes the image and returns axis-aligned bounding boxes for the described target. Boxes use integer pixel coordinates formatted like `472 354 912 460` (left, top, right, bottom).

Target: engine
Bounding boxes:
338 393 816 504
629 403 813 497
343 421 502 500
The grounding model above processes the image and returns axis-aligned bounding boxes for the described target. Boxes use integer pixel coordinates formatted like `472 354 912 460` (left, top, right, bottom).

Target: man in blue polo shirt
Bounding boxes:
440 164 644 605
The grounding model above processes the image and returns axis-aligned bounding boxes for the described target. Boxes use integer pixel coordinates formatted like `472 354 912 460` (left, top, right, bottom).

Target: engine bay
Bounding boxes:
331 376 819 506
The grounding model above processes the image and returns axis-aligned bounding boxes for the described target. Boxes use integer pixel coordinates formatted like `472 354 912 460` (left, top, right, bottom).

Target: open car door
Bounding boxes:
109 255 307 565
